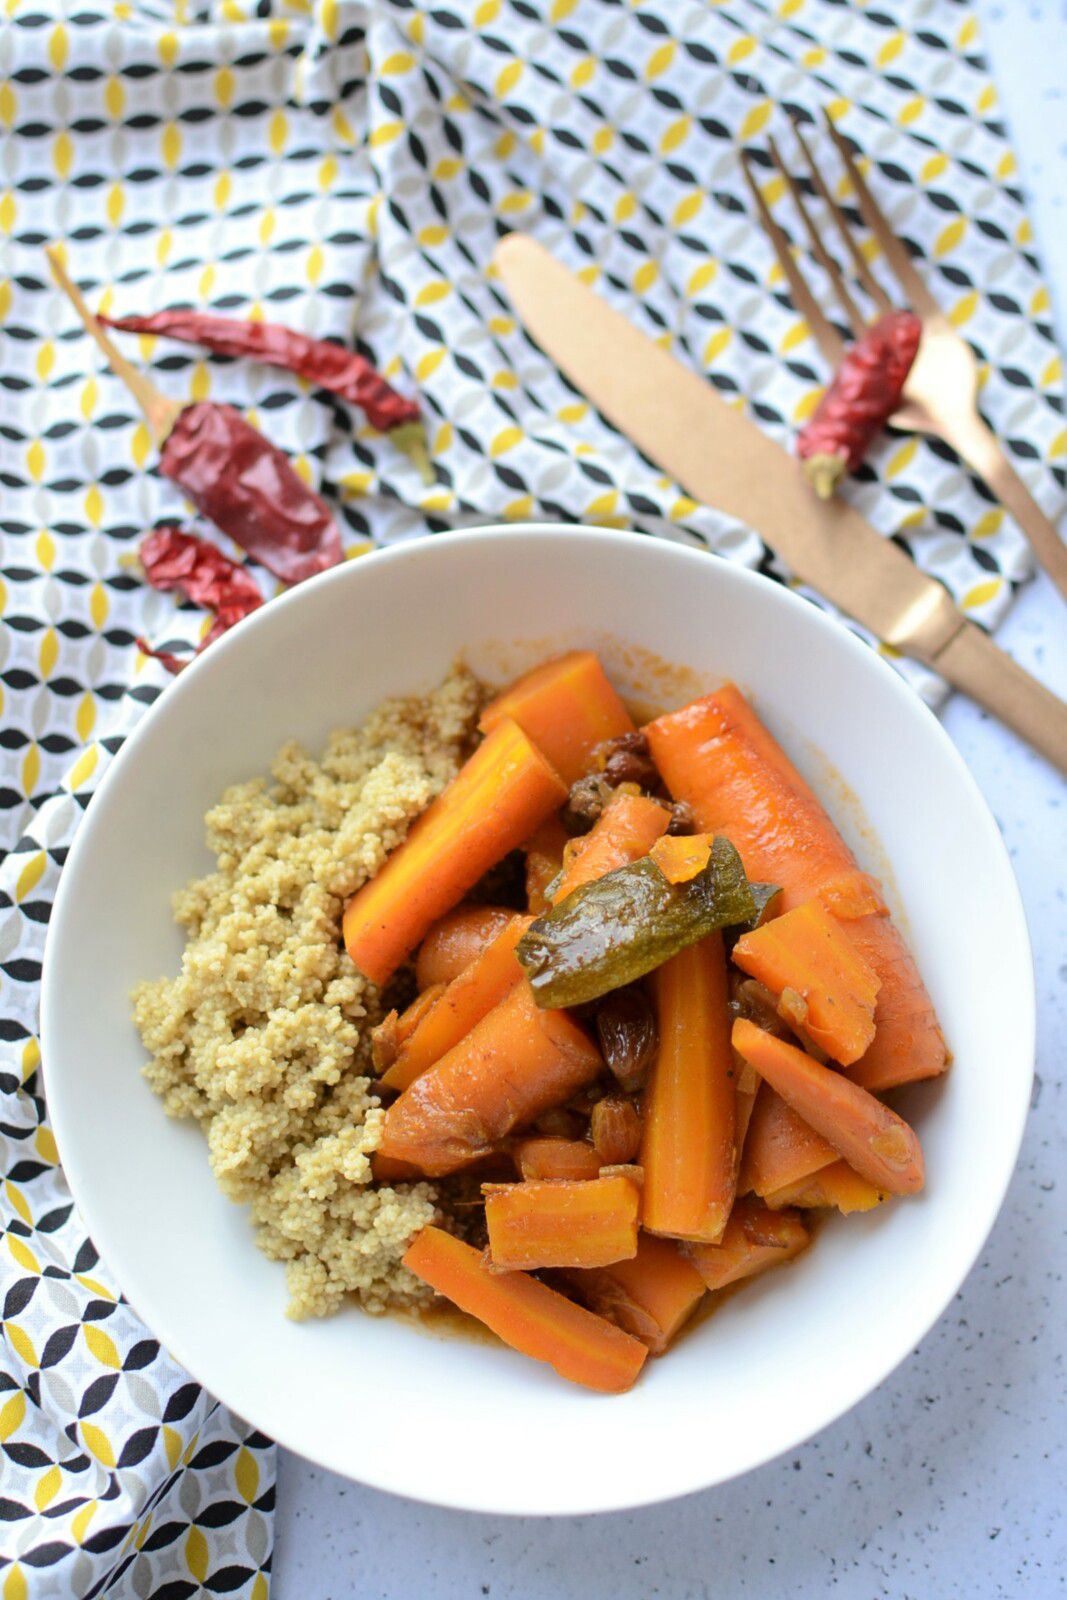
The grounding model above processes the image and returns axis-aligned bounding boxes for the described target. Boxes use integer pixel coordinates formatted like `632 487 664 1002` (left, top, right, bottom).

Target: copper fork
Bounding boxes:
740 110 1067 604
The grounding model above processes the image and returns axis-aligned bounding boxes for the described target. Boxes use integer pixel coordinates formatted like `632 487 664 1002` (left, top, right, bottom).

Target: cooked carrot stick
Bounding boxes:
641 934 736 1243
645 683 946 1092
479 650 635 785
484 1175 640 1271
524 815 571 912
732 1019 924 1196
738 1085 837 1198
764 1159 886 1214
403 1227 647 1393
378 981 602 1176
370 982 446 1074
648 832 713 884
561 1232 706 1355
733 900 881 1066
415 905 517 990
687 1197 810 1293
553 790 672 902
381 914 532 1093
343 717 566 986
513 1136 603 1181
590 1097 642 1165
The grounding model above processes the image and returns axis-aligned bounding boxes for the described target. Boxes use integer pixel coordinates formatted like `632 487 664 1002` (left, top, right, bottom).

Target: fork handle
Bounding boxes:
940 411 1067 603
933 619 1067 775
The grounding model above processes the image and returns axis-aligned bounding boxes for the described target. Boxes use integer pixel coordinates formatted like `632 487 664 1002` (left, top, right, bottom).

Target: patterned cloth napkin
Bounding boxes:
1 1 1063 1593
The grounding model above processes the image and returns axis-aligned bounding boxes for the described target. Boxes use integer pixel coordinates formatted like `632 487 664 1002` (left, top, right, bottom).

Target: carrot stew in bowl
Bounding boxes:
352 651 947 1392
135 650 946 1392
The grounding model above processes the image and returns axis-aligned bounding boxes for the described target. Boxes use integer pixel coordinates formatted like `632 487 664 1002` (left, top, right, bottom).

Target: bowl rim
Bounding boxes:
40 522 1035 1514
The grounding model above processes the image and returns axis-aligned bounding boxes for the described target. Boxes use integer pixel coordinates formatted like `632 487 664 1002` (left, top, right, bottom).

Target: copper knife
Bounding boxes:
494 234 1067 776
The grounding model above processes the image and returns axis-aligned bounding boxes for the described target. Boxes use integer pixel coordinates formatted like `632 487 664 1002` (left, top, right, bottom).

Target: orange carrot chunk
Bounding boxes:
648 832 713 884
378 982 602 1176
645 683 946 1092
641 933 736 1243
687 1196 810 1293
370 983 446 1074
561 1232 707 1355
403 1226 647 1394
415 905 517 990
343 717 566 986
738 1084 838 1198
383 915 532 1093
763 1158 886 1214
479 650 635 786
524 815 571 913
513 1137 604 1181
553 790 672 903
484 1175 640 1271
733 899 881 1066
732 1018 924 1196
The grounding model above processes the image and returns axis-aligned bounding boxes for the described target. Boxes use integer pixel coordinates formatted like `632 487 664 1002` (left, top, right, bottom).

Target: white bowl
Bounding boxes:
41 526 1033 1515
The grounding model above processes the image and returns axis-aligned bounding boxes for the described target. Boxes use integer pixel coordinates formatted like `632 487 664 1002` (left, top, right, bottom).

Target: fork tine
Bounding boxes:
738 150 845 367
790 118 894 316
821 110 940 318
766 132 867 339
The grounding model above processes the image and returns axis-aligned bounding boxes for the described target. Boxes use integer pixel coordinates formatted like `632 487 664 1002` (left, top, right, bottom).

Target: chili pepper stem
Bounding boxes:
801 452 848 500
45 246 183 446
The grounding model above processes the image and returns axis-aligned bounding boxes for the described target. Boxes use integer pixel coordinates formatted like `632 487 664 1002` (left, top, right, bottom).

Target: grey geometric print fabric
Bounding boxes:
1 1 1063 1594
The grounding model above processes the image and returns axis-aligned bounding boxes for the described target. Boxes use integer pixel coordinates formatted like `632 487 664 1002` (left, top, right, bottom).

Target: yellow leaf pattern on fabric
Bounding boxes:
71 1502 98 1544
962 579 1002 609
703 327 732 365
236 1447 260 1503
15 853 46 902
886 438 918 478
5 1182 31 1227
0 1392 25 1442
972 509 1003 540
6 1323 37 1369
2 1566 27 1600
163 1426 183 1470
81 1424 116 1468
83 1326 121 1369
34 1467 61 1511
35 1125 58 1165
67 745 99 792
186 1528 209 1584
7 1238 39 1275
21 746 40 799
934 217 966 256
490 427 522 457
21 1039 40 1082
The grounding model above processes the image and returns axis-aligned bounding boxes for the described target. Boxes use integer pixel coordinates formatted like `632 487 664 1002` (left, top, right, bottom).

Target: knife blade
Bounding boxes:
495 234 1067 775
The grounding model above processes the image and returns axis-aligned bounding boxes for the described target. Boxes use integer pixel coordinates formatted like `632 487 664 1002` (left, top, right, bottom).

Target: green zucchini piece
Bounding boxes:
517 836 756 1009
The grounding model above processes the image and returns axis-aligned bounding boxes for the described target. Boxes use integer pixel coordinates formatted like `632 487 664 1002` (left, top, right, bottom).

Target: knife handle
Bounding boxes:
934 621 1067 775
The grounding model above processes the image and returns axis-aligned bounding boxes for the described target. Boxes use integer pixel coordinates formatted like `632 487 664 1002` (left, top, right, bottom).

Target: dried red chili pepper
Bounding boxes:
796 310 922 498
158 403 343 585
102 308 420 433
45 248 349 585
135 525 265 673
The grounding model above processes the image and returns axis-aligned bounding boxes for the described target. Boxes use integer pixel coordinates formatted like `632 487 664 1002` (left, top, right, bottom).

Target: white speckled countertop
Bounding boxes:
274 6 1067 1594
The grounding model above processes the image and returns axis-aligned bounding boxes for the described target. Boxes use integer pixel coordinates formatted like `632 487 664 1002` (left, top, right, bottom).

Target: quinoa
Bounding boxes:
132 665 483 1320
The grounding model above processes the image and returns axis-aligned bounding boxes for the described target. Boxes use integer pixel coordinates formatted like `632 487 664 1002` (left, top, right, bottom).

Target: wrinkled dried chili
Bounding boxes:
136 524 264 673
44 247 376 597
158 402 343 584
796 310 922 498
102 308 420 433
